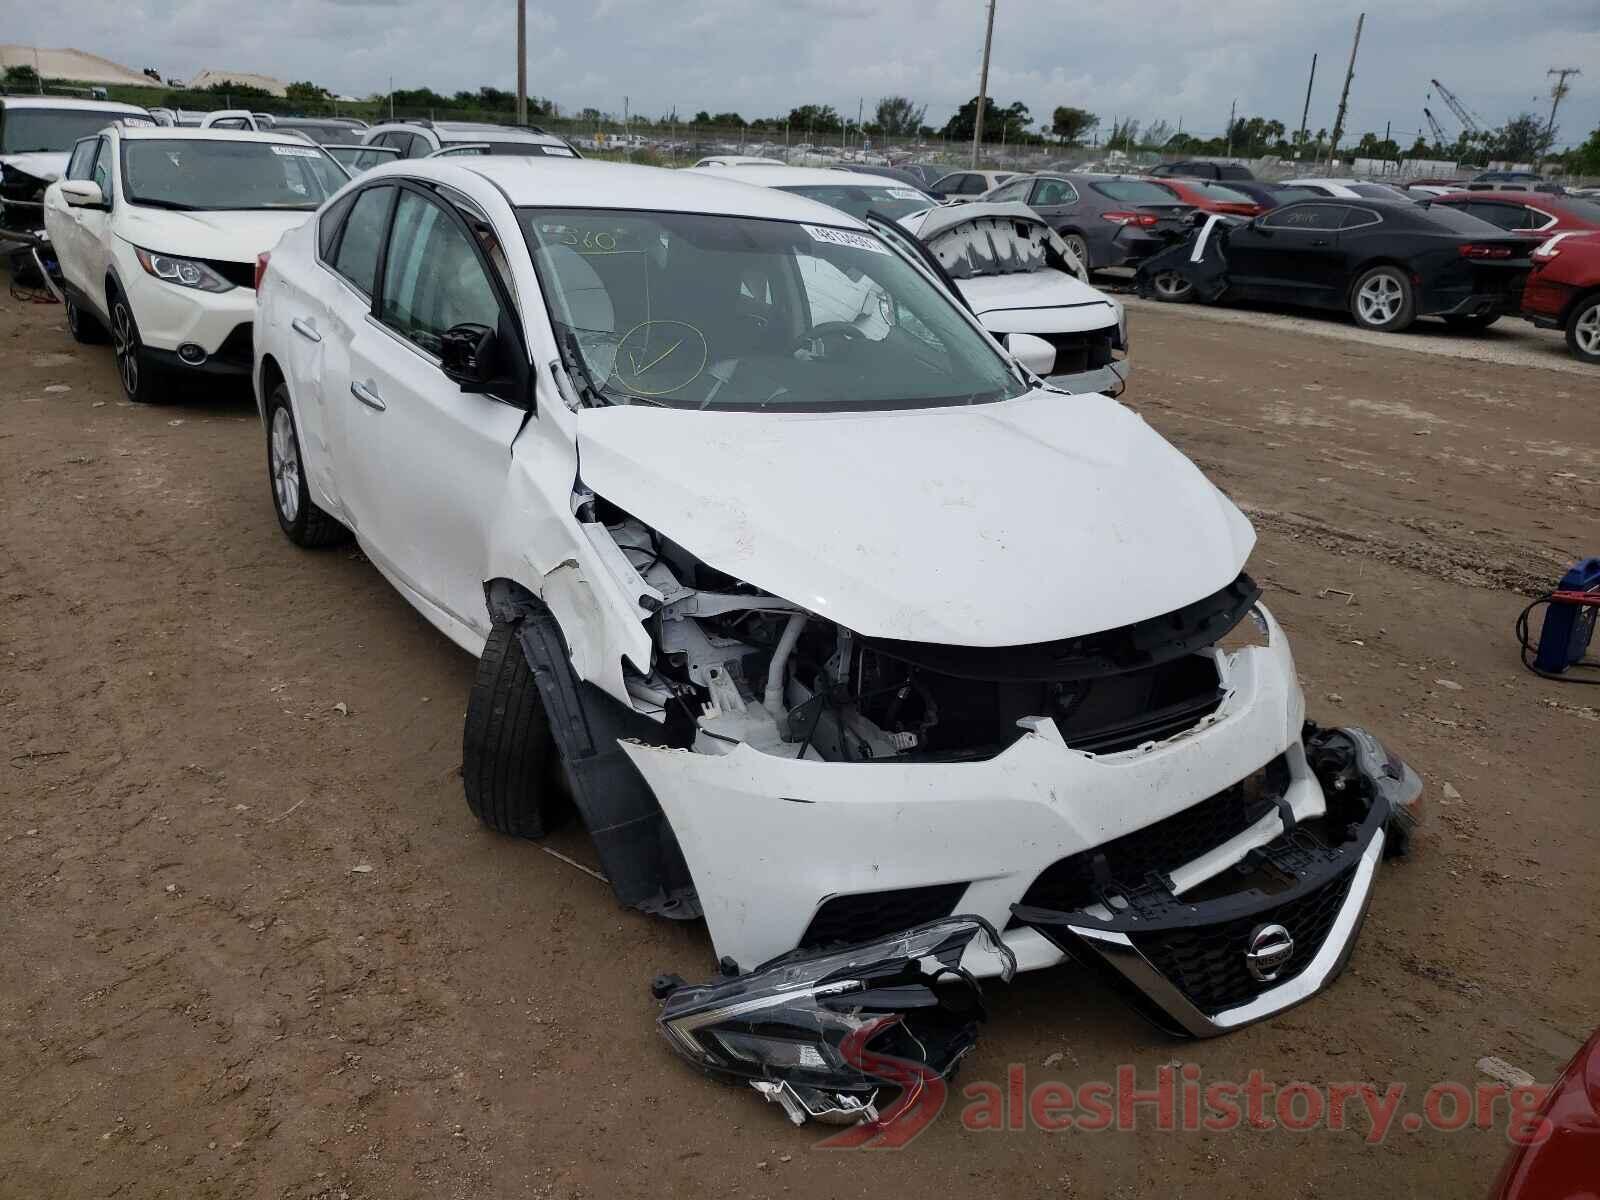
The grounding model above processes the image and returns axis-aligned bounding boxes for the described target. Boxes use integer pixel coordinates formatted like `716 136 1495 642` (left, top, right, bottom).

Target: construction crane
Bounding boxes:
1429 78 1483 135
1423 107 1449 145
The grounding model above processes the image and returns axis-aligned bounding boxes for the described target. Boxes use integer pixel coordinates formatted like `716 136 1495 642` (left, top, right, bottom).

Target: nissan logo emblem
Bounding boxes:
1245 923 1295 982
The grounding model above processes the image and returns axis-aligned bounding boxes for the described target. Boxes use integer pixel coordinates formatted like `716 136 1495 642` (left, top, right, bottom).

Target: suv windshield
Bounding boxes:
776 182 934 223
1 107 147 153
120 138 346 211
519 208 1028 413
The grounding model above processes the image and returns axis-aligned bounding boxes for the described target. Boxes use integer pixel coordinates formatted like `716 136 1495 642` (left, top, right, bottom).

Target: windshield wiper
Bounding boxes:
130 198 199 211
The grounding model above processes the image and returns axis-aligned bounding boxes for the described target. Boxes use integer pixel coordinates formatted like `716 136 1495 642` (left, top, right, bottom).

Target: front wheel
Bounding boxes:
266 384 349 547
1349 266 1416 332
66 297 107 344
109 290 161 402
1566 296 1600 364
1150 269 1195 303
462 622 569 839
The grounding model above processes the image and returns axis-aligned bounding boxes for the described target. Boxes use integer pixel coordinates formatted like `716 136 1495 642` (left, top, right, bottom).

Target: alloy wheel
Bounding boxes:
112 302 138 397
1065 235 1090 270
1576 304 1600 356
1356 275 1403 326
270 406 301 523
1153 270 1192 301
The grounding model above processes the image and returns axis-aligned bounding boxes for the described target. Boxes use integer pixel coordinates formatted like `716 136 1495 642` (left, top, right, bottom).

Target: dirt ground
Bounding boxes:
3 281 1597 1199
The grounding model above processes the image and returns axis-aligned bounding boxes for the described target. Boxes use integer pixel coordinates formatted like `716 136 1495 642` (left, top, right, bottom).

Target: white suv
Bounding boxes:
360 119 580 160
0 95 153 239
43 126 348 403
253 156 1419 1116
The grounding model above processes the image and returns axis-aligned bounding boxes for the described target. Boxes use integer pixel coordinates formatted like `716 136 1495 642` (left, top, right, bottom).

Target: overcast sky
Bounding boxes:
6 0 1597 149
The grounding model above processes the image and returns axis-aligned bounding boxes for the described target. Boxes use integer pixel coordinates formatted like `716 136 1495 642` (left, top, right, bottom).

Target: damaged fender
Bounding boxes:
1134 213 1241 303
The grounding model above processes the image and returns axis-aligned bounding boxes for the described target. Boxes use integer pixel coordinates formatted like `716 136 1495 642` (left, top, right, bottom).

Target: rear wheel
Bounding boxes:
1350 266 1416 333
1150 269 1195 303
1566 296 1600 364
1441 310 1501 332
108 288 161 403
65 297 107 344
462 621 569 839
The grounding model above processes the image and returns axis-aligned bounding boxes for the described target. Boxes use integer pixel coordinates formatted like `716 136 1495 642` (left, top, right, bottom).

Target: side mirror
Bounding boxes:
1005 332 1056 377
439 322 497 390
60 180 106 209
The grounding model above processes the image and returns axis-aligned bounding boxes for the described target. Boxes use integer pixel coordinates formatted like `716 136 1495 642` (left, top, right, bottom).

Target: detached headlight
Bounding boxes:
134 247 233 293
653 916 1014 1126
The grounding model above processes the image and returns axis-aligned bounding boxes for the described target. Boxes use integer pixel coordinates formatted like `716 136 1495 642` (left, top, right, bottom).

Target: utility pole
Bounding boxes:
1545 67 1581 160
1225 97 1237 157
1326 11 1364 173
971 0 996 168
515 0 527 126
1297 53 1317 149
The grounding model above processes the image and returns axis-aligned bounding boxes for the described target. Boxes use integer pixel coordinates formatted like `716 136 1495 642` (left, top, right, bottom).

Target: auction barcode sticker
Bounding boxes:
271 145 322 158
887 188 925 200
802 224 889 254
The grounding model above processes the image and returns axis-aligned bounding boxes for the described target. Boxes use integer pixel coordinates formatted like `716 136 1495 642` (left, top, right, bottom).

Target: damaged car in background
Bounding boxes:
253 157 1423 1130
0 95 153 243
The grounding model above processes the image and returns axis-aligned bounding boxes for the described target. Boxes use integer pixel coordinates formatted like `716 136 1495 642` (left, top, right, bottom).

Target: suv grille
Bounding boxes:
799 882 968 950
1128 870 1354 1013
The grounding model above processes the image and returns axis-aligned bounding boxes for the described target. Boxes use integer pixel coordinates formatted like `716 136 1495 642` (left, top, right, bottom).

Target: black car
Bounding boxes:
1220 180 1326 211
981 173 1195 270
1151 159 1255 182
1135 199 1530 332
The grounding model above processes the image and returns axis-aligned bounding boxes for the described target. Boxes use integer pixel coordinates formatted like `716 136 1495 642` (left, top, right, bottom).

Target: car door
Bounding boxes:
339 184 529 634
49 137 101 299
1027 176 1080 224
65 136 116 314
1225 202 1350 304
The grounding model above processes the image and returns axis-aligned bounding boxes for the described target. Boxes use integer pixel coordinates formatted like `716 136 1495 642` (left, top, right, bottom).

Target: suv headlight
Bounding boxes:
134 247 233 293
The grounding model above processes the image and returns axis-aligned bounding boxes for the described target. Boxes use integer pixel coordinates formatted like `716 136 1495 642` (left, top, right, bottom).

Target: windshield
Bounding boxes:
1418 203 1507 234
120 138 346 211
1093 179 1181 205
1350 182 1410 201
777 182 935 223
1192 182 1253 203
0 107 146 154
519 208 1028 413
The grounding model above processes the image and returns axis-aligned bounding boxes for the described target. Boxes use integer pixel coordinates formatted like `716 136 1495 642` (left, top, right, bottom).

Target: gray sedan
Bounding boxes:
981 173 1195 271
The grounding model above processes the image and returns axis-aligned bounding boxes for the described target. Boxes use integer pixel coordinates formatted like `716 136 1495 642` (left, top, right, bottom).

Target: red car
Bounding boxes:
1521 231 1600 363
1143 177 1264 218
1489 1026 1600 1198
1430 191 1600 237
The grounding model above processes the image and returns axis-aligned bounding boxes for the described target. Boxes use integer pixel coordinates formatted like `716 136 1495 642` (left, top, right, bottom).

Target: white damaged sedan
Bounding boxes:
253 157 1420 1123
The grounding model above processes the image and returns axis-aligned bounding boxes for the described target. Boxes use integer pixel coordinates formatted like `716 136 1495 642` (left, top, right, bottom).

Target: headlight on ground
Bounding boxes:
134 247 233 293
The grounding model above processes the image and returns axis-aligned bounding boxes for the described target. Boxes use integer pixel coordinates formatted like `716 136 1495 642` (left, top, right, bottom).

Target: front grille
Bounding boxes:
214 323 254 365
1013 755 1287 919
201 258 258 290
1128 870 1354 1013
799 882 968 950
1042 326 1119 373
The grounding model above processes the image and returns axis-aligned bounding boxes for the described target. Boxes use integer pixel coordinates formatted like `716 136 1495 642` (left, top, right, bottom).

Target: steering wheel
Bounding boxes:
791 321 865 354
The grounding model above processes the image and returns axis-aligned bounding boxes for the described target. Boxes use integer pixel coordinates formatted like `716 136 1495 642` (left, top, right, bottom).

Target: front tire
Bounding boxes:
266 384 349 547
1150 269 1195 303
66 297 107 344
1566 295 1600 364
108 288 161 403
463 621 568 839
1350 266 1416 332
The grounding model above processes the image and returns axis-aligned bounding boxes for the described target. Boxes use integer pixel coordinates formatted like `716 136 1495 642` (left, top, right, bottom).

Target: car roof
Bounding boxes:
117 126 335 148
395 157 871 225
705 165 924 189
0 95 149 113
368 121 567 146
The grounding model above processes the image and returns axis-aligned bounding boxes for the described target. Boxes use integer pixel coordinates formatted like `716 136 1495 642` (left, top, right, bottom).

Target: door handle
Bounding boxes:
350 380 386 411
1311 238 1331 247
290 316 322 343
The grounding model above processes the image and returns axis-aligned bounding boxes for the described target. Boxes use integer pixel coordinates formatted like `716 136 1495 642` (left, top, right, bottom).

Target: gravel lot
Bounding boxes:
3 282 1597 1199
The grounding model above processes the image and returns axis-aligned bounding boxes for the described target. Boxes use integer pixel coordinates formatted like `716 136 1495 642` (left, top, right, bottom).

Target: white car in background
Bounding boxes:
0 95 153 240
692 154 784 168
361 119 581 160
1281 177 1414 202
43 126 348 403
705 165 1130 396
253 156 1420 1125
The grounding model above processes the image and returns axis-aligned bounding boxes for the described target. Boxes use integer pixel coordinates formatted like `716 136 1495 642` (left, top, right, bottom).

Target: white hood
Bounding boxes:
576 391 1254 646
115 207 313 262
956 270 1120 334
0 151 68 183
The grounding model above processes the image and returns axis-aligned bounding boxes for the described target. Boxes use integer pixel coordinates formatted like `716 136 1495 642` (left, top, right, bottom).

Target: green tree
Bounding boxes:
1567 126 1600 174
787 104 842 134
1494 112 1554 163
1106 117 1140 152
874 95 927 138
1140 119 1173 150
943 97 1032 143
1050 105 1098 145
285 80 330 103
3 64 39 88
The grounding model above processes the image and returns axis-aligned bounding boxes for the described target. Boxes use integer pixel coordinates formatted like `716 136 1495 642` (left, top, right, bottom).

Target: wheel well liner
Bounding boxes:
258 353 285 421
485 579 699 920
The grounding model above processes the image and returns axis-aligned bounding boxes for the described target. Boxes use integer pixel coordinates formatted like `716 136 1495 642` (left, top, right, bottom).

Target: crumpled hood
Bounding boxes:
115 207 312 262
1 152 67 184
576 391 1254 646
957 269 1121 334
